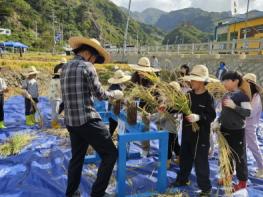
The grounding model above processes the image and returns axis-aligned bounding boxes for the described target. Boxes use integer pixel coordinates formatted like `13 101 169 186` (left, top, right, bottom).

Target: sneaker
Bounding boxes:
199 189 211 197
233 181 247 192
172 180 191 187
199 190 211 196
255 169 263 178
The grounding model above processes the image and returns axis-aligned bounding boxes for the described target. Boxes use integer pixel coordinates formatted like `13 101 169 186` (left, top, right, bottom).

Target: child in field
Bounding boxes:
48 65 64 129
217 71 252 192
173 65 217 196
243 73 263 178
0 76 8 129
22 66 39 126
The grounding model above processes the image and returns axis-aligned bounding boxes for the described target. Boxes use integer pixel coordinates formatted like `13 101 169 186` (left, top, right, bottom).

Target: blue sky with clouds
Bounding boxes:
110 0 263 13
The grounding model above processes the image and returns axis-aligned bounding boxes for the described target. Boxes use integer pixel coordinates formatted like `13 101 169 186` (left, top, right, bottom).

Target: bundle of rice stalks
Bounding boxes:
112 99 122 115
126 101 137 125
157 191 189 197
43 128 69 138
214 128 234 196
0 133 35 157
207 82 227 101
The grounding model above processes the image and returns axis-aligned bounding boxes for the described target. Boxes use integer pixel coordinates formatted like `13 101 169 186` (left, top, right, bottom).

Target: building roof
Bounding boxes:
217 11 263 27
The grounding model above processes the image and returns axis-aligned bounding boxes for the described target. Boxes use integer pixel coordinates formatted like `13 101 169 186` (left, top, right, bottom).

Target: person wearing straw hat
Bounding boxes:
0 75 8 129
108 70 131 136
173 65 217 196
243 73 263 178
216 71 252 192
48 65 64 129
129 57 160 157
21 66 40 126
61 36 123 197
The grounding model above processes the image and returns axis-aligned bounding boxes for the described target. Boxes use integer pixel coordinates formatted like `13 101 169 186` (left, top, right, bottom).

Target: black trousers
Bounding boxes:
177 133 211 192
25 97 38 115
109 117 118 136
0 94 4 121
168 133 180 159
66 119 118 197
221 126 248 181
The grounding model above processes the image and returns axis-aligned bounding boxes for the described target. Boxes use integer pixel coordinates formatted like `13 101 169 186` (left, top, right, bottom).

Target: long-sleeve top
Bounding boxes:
219 90 251 130
0 77 7 93
246 93 262 131
60 55 114 127
182 90 216 144
48 78 62 101
22 78 39 98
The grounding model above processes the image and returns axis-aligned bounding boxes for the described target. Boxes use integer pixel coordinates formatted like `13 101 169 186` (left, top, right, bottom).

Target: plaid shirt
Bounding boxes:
60 55 112 126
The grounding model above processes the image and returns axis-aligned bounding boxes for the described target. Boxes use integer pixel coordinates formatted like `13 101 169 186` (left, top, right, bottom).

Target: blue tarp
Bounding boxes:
1 96 263 197
0 41 28 48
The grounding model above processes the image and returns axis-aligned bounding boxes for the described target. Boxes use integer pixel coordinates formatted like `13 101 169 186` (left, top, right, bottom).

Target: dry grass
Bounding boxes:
207 82 227 101
0 133 35 157
42 128 69 138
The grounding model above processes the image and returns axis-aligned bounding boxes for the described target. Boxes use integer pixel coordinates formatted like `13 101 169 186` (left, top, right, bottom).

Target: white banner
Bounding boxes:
231 0 239 16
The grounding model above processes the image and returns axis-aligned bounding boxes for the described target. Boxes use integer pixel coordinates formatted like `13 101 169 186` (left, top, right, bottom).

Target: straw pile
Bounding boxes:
0 133 35 157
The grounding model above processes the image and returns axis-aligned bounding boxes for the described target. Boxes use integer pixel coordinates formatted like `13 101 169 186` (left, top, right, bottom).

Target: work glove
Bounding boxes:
223 99 236 109
111 90 124 100
186 113 200 123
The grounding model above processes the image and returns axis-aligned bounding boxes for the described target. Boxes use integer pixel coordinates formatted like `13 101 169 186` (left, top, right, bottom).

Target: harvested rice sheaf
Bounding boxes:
0 133 35 157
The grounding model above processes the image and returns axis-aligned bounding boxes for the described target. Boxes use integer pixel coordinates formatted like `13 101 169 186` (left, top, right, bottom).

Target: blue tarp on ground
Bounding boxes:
1 96 263 197
0 41 28 48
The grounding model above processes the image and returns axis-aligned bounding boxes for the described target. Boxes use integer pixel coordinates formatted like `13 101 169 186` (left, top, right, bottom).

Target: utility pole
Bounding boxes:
35 21 38 40
122 0 132 62
244 0 250 39
52 10 56 55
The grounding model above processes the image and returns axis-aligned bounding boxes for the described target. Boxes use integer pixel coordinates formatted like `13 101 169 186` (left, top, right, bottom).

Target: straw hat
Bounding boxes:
181 64 219 83
68 36 110 63
169 81 181 91
26 66 39 76
243 73 262 93
129 57 160 73
108 70 131 84
60 58 67 64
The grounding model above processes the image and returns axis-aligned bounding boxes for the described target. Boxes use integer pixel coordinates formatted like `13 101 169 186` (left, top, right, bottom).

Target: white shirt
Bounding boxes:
0 78 7 92
48 78 62 101
22 78 39 98
152 58 159 68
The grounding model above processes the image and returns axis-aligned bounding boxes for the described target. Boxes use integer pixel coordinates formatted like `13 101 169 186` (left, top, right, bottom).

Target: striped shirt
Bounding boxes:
60 55 112 126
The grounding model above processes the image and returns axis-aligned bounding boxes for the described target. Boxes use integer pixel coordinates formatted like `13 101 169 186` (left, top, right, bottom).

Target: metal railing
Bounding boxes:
108 39 263 55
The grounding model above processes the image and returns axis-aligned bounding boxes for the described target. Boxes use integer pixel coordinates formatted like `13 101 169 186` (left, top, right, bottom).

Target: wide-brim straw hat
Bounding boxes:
108 70 131 84
68 36 110 63
243 73 263 93
181 64 219 83
26 66 40 76
169 81 181 92
60 58 67 64
129 57 160 73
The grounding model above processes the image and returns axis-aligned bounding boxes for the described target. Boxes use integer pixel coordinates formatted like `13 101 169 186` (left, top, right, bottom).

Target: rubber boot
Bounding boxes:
26 115 35 126
0 121 6 129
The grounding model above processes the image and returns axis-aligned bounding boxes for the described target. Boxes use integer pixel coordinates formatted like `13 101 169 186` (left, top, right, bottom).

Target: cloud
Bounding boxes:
110 0 263 12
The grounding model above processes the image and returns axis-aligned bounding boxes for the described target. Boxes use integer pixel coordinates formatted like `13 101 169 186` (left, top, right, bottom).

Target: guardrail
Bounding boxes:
108 39 263 55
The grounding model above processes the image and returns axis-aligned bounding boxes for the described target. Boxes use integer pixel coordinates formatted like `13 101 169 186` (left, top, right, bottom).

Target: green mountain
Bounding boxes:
0 0 164 50
121 7 166 25
156 8 231 33
162 24 213 44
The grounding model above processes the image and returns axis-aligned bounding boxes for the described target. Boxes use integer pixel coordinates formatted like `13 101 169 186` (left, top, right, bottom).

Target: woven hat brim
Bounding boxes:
129 64 160 72
181 75 219 83
69 37 110 64
108 76 131 84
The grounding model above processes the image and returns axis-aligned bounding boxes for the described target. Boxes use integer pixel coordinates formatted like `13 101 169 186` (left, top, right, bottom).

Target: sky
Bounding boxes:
110 0 263 13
